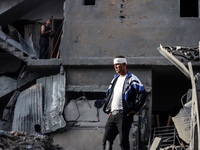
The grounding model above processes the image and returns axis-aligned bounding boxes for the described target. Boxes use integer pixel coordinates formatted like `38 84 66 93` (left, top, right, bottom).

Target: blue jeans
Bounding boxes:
39 38 49 59
103 113 133 150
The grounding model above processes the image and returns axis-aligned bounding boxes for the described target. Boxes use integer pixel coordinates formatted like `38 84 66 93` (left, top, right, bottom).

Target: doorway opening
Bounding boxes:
152 66 191 127
151 66 192 147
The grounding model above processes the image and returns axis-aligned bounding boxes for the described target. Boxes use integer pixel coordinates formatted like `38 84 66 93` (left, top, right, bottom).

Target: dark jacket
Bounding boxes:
103 72 147 114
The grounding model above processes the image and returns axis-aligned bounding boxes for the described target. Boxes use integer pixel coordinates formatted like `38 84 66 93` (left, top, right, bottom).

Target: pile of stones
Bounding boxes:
0 130 64 150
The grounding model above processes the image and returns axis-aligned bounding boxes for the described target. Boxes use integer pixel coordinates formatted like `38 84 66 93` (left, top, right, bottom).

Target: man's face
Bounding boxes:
46 20 51 25
114 63 126 75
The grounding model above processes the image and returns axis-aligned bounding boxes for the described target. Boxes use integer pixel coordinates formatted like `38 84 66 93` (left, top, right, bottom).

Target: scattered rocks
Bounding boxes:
0 130 64 150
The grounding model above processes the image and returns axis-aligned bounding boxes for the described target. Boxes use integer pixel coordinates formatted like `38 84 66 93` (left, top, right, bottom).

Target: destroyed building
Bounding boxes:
0 0 200 149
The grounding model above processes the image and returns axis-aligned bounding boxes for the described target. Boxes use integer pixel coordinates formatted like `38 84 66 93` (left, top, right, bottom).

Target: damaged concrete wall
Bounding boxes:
2 0 198 149
60 0 200 65
52 68 152 150
66 67 151 93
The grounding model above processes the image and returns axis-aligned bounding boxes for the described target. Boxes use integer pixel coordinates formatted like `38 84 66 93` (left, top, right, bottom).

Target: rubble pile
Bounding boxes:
161 145 188 150
0 130 64 150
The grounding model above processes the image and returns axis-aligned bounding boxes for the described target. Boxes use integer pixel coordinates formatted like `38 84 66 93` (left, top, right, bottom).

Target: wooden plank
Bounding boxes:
188 62 200 150
150 137 162 150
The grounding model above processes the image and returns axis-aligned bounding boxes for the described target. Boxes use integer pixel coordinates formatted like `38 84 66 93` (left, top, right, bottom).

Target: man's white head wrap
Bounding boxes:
113 57 127 64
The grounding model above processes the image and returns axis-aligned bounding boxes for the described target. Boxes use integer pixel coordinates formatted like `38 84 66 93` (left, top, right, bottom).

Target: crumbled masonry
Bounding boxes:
0 130 64 150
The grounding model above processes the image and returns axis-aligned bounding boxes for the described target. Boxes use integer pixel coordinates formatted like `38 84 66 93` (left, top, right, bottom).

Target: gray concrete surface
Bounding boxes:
53 127 121 150
60 0 200 65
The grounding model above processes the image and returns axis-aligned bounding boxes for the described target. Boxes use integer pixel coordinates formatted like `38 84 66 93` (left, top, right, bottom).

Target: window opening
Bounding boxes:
83 0 95 5
180 0 198 17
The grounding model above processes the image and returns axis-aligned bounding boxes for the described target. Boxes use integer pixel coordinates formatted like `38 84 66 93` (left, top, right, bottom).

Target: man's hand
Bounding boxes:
127 111 135 116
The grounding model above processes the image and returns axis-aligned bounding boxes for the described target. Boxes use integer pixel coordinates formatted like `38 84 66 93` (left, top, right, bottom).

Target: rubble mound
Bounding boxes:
0 130 64 150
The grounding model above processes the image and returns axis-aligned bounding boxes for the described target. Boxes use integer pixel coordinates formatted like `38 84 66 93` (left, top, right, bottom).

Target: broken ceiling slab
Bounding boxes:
36 73 66 133
12 83 43 134
0 26 38 61
0 30 28 61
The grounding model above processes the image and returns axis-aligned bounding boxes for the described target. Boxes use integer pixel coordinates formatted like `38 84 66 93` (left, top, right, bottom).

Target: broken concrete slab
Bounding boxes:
64 99 98 122
172 101 192 144
64 99 108 124
64 100 79 121
0 25 38 60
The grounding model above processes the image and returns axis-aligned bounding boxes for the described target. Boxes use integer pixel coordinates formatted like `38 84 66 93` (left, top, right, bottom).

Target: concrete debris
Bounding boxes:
150 137 162 150
0 130 64 150
172 101 191 144
160 145 187 150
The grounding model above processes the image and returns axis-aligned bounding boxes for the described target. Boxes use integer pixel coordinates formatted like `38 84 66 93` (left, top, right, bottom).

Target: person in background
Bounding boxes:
34 124 44 136
101 55 147 150
39 18 53 59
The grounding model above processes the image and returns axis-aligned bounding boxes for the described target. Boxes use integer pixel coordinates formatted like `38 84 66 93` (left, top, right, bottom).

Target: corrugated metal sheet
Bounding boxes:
37 73 66 133
12 83 43 134
12 73 66 134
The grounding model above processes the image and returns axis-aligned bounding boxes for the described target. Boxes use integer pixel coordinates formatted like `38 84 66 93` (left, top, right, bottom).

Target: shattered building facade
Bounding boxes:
0 0 200 149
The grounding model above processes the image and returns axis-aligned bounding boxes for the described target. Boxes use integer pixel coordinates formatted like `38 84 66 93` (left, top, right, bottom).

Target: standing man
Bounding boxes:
102 56 147 150
39 18 53 59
